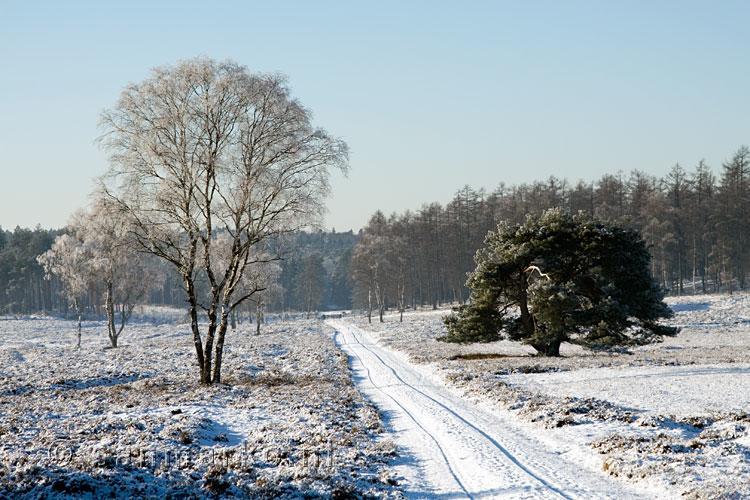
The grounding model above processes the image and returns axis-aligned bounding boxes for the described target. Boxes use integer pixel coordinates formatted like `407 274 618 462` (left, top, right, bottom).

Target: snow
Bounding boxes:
503 364 750 417
330 320 658 499
0 316 401 498
339 293 750 498
3 293 748 497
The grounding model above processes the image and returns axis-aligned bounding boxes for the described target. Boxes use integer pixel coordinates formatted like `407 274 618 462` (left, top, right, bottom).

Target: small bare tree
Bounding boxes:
39 204 153 349
37 229 95 348
82 196 154 348
351 214 391 323
351 243 377 323
392 237 409 322
351 238 391 323
100 58 348 384
242 253 282 335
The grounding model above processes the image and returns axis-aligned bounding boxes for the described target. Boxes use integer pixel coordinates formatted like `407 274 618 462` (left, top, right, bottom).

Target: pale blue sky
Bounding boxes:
1 1 749 231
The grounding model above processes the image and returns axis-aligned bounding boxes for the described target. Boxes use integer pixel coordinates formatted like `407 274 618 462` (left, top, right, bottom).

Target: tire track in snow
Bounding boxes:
334 328 473 498
336 322 570 499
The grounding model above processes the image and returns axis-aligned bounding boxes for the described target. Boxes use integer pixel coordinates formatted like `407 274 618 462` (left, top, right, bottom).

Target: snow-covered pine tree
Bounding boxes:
441 209 678 356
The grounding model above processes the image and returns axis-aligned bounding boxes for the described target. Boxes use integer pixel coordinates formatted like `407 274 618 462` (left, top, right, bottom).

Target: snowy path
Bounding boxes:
330 321 655 499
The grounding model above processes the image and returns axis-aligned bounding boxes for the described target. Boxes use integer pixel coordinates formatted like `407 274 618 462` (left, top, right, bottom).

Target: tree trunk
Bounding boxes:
185 276 208 384
115 304 131 348
255 300 263 335
376 287 385 323
367 287 372 324
517 278 534 337
398 284 405 322
531 338 562 357
73 297 82 349
105 281 118 348
212 309 231 384
203 307 217 383
692 237 697 295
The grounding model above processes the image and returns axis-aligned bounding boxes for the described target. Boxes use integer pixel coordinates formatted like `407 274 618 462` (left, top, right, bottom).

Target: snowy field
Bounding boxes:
345 293 750 498
0 317 401 498
503 363 750 418
2 294 748 498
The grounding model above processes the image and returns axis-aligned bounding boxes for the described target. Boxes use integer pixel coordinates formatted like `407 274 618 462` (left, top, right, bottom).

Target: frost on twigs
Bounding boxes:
98 57 348 384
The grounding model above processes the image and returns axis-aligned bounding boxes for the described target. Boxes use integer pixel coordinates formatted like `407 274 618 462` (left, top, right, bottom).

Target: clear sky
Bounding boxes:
1 1 749 232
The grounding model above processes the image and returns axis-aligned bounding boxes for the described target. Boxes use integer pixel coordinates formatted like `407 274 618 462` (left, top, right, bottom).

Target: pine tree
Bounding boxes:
441 210 678 356
717 147 750 291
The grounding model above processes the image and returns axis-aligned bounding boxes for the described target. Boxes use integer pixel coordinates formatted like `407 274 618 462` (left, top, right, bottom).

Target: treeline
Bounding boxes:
273 230 356 312
0 226 64 314
139 231 357 315
0 227 357 316
350 146 750 319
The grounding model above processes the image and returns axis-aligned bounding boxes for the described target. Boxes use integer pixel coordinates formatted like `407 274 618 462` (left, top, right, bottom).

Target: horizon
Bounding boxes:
2 1 749 231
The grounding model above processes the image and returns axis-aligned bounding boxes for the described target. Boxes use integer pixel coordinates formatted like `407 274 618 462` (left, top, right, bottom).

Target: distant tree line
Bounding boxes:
0 226 63 314
273 231 356 314
350 146 750 321
0 226 356 317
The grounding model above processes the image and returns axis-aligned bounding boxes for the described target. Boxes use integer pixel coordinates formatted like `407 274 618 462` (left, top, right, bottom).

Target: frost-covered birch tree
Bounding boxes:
38 203 152 349
351 212 391 323
37 228 95 348
99 57 348 384
81 197 154 348
296 253 325 318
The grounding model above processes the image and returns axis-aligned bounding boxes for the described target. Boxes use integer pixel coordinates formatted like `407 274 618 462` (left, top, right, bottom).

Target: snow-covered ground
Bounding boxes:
0 317 401 497
342 293 750 498
331 320 655 499
3 293 747 498
503 363 750 418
